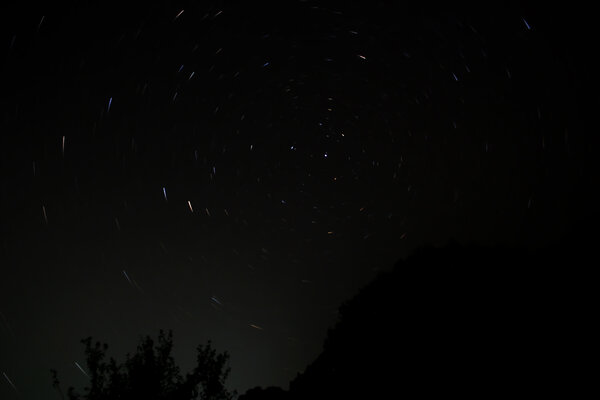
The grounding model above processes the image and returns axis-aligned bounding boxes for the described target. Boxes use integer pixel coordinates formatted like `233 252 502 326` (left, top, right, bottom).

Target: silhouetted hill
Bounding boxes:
242 217 596 398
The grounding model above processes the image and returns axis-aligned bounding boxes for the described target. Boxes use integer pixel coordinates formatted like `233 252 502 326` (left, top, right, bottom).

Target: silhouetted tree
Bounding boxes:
51 329 235 400
287 239 593 398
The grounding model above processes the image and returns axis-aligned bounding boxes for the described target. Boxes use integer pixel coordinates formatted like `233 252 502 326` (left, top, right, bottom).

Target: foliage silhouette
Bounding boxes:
51 329 235 400
287 239 593 398
240 220 595 398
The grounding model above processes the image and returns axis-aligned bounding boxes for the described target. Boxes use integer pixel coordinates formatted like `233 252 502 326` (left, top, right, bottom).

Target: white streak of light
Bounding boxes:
74 362 89 377
123 270 132 285
2 372 19 394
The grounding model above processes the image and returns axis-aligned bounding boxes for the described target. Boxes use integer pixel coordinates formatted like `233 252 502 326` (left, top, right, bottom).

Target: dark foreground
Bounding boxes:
241 219 595 399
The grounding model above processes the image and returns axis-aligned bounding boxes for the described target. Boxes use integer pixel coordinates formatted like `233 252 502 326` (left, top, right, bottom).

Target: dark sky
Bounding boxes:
0 2 596 398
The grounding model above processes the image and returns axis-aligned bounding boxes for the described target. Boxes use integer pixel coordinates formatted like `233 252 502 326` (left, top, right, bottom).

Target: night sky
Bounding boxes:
0 2 596 398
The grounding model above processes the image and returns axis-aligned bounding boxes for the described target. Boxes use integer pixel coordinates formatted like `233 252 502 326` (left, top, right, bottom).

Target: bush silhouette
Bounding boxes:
51 330 235 400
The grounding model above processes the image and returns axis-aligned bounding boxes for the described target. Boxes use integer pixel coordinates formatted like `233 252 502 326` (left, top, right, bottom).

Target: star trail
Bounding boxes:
0 2 596 398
